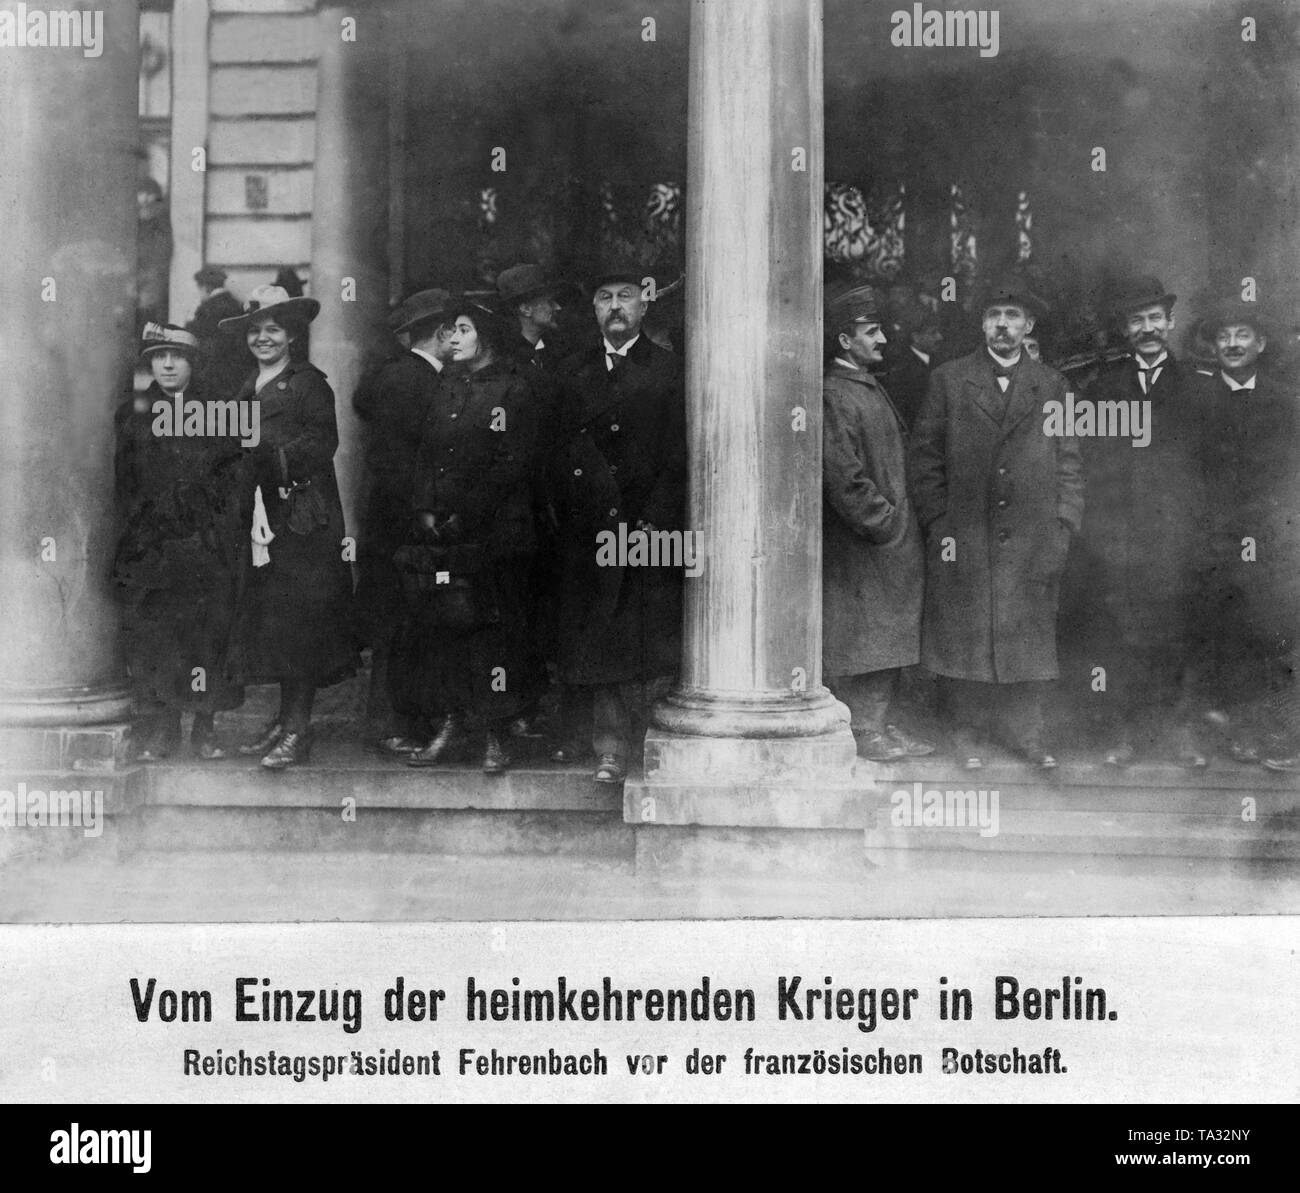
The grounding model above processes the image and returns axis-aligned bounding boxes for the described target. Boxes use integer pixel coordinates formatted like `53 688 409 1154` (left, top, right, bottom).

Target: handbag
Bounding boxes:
278 448 331 536
392 541 500 634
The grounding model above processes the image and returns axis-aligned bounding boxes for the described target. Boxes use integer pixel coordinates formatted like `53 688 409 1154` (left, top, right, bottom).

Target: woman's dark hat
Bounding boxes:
193 266 227 289
389 288 457 334
139 322 200 360
217 284 321 334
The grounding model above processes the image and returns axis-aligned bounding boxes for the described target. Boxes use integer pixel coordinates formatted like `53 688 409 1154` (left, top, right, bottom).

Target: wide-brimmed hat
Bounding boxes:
194 265 227 289
825 281 883 331
1199 298 1270 341
389 287 457 335
218 284 320 334
981 275 1049 319
1109 275 1176 318
495 263 569 309
139 322 199 360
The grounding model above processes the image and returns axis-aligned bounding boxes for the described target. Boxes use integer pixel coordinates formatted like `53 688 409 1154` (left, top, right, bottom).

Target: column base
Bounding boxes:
625 725 867 829
651 686 851 738
0 684 133 728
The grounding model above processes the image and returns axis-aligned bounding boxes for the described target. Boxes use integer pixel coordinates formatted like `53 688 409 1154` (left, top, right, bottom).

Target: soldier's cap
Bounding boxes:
825 282 883 330
140 322 200 359
193 265 227 289
981 276 1049 319
218 285 321 334
1199 298 1270 341
1109 275 1176 318
389 288 458 334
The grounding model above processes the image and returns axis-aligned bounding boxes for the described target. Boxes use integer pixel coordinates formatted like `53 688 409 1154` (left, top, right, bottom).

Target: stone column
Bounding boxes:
0 0 138 732
166 0 210 326
308 3 391 537
630 0 858 841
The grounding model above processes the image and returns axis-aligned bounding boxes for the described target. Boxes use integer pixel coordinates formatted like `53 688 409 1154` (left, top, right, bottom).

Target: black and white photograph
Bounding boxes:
0 0 1296 1131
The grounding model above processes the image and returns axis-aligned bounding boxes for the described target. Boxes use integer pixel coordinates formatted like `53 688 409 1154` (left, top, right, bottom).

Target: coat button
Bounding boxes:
611 423 619 432
998 530 1009 542
609 507 618 517
277 382 287 390
574 468 582 477
997 499 1007 508
450 413 458 419
998 467 1008 476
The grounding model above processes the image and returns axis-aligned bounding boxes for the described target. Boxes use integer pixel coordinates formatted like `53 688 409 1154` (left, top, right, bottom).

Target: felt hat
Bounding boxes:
389 288 457 334
1109 275 1176 318
217 284 320 334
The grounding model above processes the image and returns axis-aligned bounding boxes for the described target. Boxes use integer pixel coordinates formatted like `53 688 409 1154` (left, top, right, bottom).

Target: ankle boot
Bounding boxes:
482 730 512 774
261 730 311 770
406 714 467 767
239 718 283 756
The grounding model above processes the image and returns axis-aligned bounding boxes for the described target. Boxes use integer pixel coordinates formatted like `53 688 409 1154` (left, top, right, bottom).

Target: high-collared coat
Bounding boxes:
908 349 1085 683
822 361 923 676
550 334 687 685
231 358 357 686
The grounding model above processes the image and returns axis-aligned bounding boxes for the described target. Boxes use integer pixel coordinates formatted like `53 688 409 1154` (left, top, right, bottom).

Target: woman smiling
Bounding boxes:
219 285 357 769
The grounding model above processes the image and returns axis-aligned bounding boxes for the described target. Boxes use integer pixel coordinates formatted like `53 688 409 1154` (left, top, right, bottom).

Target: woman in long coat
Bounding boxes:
402 304 541 773
112 324 245 759
219 285 357 769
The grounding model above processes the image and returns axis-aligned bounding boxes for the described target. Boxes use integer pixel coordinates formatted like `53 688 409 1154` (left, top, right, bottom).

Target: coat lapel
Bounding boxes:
963 358 1006 429
1000 361 1044 436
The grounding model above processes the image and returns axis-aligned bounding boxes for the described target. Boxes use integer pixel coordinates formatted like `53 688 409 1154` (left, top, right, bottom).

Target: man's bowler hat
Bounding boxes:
1109 275 1176 318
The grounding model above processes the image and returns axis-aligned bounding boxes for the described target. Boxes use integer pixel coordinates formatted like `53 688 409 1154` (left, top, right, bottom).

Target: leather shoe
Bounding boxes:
508 715 544 739
885 724 936 757
406 716 467 767
1104 742 1136 767
1227 739 1262 764
239 719 283 756
1263 752 1300 772
374 735 425 757
951 733 983 770
1036 753 1059 771
855 730 907 762
549 741 583 764
593 754 627 783
261 730 311 770
483 731 512 774
1172 727 1208 769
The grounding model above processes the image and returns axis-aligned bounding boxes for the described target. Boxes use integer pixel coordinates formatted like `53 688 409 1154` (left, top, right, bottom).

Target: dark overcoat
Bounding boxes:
231 360 357 686
1193 368 1300 648
112 380 245 712
908 349 1085 683
882 347 932 431
550 334 687 686
352 350 442 639
403 355 541 720
1074 355 1207 643
822 362 923 676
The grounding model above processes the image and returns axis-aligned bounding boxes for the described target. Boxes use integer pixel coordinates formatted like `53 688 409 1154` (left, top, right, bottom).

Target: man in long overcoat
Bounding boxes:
1072 275 1208 767
1190 300 1300 769
909 279 1084 768
550 265 687 782
822 282 932 761
352 287 456 754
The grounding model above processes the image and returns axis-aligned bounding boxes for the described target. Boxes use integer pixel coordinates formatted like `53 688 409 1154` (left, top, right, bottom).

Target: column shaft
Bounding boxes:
308 4 391 537
0 1 138 726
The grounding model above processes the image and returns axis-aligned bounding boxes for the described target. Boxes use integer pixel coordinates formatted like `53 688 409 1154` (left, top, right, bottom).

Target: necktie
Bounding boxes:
606 352 620 373
1138 364 1162 394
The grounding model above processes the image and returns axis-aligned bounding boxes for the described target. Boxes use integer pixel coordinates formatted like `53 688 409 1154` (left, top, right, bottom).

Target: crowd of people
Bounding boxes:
112 258 1300 779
